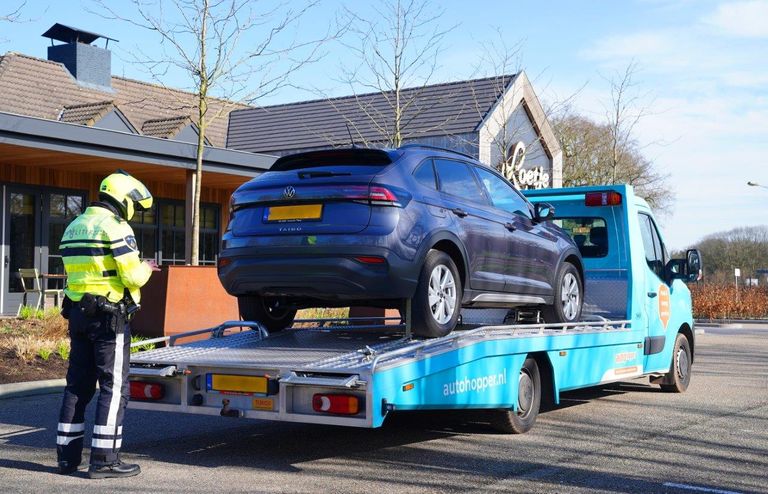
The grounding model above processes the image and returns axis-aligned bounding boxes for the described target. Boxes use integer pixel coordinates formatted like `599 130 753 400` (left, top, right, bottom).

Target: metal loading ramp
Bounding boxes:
130 326 409 370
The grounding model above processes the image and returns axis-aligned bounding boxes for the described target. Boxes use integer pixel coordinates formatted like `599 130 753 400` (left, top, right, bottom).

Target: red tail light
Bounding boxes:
130 381 164 401
334 185 401 206
585 191 622 207
312 394 360 415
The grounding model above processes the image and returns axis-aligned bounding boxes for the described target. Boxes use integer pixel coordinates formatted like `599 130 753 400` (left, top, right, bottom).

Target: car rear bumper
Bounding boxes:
218 244 419 302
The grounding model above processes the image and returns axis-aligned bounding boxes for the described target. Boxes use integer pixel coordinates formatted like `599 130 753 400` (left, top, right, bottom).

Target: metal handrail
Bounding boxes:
130 321 268 349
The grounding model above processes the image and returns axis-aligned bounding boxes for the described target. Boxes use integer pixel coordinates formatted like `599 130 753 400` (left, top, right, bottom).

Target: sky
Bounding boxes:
1 0 767 250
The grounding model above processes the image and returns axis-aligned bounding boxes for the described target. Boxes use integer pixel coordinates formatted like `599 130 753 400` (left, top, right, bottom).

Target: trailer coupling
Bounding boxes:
220 399 243 418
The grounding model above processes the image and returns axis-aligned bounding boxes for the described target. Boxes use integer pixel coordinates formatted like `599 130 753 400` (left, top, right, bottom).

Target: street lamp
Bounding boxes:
747 181 768 189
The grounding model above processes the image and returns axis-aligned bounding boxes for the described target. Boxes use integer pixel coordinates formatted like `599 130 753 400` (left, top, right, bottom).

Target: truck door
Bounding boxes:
637 212 672 371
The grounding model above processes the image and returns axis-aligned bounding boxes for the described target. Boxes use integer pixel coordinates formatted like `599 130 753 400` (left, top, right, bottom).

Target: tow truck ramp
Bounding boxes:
128 318 632 428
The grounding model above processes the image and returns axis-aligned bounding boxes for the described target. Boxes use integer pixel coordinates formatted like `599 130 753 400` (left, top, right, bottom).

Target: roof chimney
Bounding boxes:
42 23 117 90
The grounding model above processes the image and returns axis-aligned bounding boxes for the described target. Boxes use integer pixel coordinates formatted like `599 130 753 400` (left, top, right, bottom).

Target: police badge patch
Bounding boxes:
124 235 138 251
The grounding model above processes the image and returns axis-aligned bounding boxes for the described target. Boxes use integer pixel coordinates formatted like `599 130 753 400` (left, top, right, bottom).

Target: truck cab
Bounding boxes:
524 185 701 386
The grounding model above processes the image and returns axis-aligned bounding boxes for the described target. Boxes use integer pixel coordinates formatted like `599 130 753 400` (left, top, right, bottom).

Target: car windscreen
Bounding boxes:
270 149 396 172
552 217 609 258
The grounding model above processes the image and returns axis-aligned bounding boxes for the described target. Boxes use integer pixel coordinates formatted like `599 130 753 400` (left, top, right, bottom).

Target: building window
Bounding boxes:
130 200 219 265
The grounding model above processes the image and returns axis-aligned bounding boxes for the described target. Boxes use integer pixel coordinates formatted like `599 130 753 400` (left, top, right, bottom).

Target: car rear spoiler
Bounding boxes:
271 148 399 171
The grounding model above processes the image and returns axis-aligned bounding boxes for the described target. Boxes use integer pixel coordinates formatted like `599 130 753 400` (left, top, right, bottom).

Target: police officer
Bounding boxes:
56 170 158 478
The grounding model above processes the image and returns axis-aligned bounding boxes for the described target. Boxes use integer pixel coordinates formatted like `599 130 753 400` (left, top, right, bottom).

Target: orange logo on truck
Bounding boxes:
658 284 671 329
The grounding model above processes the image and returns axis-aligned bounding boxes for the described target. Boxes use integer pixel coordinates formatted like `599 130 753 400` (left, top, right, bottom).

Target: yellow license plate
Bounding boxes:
252 398 274 411
267 204 322 222
208 374 268 394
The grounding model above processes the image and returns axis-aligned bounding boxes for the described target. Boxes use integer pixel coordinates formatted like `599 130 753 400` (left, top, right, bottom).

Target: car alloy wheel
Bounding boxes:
561 272 580 321
428 264 457 325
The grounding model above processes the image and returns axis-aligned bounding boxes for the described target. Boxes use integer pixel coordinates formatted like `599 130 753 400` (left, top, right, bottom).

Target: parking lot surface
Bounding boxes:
1 325 766 493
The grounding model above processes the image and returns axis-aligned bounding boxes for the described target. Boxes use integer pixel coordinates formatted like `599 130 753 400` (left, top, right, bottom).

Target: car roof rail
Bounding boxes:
398 143 477 161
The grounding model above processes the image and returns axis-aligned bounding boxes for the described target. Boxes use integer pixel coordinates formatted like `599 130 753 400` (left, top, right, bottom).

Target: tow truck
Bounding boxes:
127 185 702 433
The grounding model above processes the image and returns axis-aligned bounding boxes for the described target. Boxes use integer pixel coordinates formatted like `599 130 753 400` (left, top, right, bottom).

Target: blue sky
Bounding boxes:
2 0 767 250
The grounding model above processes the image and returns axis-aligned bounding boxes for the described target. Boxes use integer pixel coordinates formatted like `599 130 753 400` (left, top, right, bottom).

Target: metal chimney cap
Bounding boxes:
42 23 118 45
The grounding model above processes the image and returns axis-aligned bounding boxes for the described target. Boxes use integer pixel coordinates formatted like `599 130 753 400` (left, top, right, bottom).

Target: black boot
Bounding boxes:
58 461 80 475
88 461 141 479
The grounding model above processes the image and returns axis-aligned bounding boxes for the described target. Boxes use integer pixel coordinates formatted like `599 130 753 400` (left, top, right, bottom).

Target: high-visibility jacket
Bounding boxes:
60 205 152 304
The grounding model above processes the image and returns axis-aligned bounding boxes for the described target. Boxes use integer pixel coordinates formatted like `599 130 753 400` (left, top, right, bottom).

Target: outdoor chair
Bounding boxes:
16 268 64 315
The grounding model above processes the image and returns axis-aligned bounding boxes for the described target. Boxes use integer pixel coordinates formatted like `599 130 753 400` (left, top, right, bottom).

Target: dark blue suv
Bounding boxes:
218 145 583 337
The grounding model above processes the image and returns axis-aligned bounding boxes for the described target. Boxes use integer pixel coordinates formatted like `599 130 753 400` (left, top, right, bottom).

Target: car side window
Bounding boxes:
638 213 665 279
434 159 486 204
413 159 437 190
474 166 532 218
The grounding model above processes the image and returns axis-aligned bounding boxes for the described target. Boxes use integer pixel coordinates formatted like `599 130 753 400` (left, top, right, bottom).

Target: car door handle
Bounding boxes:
647 292 657 298
451 208 468 218
504 222 517 232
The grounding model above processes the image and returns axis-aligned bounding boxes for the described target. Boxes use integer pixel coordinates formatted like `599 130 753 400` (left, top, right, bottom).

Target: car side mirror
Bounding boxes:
666 249 703 283
534 202 555 222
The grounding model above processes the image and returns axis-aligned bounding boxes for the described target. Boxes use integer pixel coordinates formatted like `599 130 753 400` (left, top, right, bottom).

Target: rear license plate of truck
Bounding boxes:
207 374 268 394
266 204 322 222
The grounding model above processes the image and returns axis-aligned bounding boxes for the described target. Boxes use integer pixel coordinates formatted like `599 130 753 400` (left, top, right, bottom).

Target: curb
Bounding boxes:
0 378 66 400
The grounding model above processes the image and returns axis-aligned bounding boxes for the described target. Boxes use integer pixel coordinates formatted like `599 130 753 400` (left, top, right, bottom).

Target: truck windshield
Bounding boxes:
553 217 609 258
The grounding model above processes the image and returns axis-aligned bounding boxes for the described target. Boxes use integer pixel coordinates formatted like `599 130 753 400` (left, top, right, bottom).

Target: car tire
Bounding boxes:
660 333 692 393
491 356 541 434
411 250 462 338
541 262 582 324
238 295 297 332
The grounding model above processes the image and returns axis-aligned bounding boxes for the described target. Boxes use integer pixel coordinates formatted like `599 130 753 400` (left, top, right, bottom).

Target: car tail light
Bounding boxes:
130 381 164 401
585 191 622 206
312 394 360 415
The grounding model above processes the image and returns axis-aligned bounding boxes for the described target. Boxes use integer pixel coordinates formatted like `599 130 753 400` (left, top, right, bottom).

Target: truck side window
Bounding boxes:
638 213 665 279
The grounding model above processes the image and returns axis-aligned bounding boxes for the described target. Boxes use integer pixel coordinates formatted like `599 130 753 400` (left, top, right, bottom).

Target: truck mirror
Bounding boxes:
534 202 555 222
686 249 703 282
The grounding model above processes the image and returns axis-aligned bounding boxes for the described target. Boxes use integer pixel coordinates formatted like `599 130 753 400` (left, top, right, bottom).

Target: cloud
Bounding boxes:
704 1 768 38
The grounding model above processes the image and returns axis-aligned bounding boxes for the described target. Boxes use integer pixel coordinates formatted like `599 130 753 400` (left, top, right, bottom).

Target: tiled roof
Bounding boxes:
59 100 114 125
0 52 247 147
227 75 516 154
141 115 191 138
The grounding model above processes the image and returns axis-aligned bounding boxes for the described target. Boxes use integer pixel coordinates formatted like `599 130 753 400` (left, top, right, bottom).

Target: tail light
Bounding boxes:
585 191 622 206
130 381 164 401
312 394 360 415
334 185 402 206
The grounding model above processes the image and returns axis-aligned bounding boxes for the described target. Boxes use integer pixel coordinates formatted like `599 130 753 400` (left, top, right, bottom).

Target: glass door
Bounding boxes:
3 188 42 313
1 186 85 314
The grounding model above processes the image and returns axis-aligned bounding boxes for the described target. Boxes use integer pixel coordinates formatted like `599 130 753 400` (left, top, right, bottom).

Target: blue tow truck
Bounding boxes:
127 185 702 433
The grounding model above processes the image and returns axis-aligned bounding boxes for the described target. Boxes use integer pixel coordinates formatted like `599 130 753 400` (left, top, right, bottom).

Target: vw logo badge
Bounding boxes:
283 186 296 199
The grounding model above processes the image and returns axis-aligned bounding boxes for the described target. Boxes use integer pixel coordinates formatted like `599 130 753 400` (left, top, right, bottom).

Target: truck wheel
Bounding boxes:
660 333 692 393
411 250 462 338
238 295 297 332
541 263 582 324
491 357 541 434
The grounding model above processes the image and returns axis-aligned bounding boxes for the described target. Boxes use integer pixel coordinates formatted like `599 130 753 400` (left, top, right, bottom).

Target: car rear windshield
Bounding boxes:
270 149 396 172
553 217 609 258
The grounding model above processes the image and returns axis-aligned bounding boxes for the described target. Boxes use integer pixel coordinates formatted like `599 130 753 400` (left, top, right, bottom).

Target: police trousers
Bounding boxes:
56 306 130 466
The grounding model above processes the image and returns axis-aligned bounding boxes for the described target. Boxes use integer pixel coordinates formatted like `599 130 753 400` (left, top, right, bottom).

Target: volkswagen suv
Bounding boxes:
218 145 583 337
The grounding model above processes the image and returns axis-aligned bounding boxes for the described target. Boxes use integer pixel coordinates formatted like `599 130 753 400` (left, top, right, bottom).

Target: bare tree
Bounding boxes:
552 110 673 212
92 0 337 264
605 61 651 184
1 2 27 42
336 0 454 147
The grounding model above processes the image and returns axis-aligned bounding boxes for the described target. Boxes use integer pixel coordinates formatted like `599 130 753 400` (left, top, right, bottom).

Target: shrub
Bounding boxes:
57 340 70 361
18 305 43 320
38 347 53 361
2 335 50 362
130 335 156 354
690 284 768 320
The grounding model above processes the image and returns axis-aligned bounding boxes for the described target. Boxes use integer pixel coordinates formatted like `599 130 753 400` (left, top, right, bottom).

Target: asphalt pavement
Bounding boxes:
1 325 766 493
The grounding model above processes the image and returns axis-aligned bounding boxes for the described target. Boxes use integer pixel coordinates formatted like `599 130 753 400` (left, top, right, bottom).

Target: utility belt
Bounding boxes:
62 293 141 332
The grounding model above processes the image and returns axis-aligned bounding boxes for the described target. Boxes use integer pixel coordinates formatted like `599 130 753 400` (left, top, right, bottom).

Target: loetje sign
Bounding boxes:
503 141 550 190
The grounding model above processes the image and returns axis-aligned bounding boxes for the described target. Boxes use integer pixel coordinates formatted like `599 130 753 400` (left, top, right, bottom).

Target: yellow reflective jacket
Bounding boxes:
60 205 152 304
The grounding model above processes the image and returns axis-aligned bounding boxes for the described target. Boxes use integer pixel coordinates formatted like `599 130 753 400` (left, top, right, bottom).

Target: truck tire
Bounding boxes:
491 357 541 434
411 250 462 338
660 333 692 393
541 262 582 324
238 295 297 332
